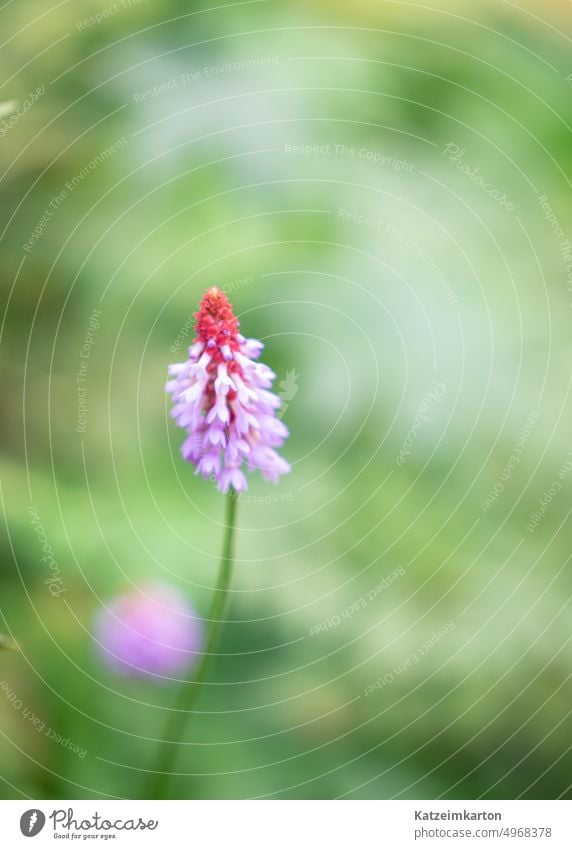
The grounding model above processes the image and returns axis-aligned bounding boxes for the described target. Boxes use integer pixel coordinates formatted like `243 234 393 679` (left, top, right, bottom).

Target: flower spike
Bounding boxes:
166 288 290 492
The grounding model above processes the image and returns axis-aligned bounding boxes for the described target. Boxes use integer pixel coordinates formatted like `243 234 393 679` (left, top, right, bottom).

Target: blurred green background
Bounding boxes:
1 0 572 800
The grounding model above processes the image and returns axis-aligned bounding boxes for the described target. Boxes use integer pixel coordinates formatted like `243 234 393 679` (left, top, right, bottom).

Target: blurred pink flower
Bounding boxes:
95 584 202 680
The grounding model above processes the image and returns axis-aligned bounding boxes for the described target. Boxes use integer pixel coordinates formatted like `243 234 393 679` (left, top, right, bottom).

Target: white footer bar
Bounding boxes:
0 800 569 848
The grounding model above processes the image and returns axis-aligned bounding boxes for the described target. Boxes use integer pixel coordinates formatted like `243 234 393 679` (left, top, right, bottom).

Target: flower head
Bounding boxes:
166 287 290 492
95 584 202 680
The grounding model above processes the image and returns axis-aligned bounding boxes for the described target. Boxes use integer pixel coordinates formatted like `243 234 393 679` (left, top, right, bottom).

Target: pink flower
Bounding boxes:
95 584 203 680
166 287 290 492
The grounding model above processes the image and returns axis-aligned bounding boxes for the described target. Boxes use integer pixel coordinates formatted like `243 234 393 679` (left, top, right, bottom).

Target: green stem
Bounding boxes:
145 490 238 798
